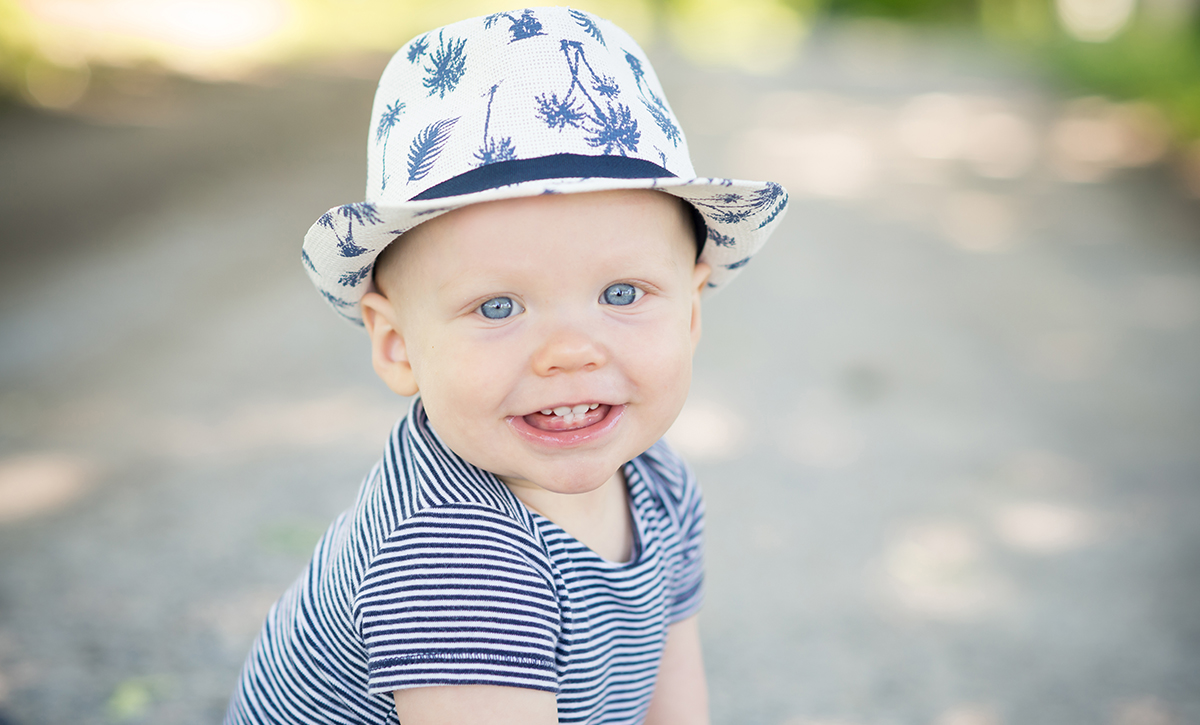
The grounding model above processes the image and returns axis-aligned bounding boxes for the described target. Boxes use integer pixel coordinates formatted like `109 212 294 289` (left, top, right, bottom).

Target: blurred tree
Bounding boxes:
2 0 1198 148
818 0 973 21
1046 17 1200 137
975 0 1200 140
0 0 37 105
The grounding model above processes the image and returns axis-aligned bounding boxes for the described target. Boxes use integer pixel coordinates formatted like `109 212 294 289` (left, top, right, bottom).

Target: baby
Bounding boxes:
226 7 787 724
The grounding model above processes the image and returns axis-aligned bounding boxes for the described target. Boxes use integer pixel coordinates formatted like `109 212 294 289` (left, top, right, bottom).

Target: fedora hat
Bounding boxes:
303 6 789 324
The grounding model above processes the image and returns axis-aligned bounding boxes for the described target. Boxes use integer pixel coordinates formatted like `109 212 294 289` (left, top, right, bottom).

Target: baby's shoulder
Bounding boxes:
346 449 542 554
631 438 699 508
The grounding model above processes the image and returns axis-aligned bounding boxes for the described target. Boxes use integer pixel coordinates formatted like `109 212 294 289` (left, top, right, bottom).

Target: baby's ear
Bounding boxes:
689 261 711 350
361 292 419 396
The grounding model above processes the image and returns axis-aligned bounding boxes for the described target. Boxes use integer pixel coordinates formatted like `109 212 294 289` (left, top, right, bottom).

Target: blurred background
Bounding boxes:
1 0 1198 723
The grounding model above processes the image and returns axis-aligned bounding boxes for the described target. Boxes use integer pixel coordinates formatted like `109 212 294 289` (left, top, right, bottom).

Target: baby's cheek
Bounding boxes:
642 311 695 356
631 328 693 384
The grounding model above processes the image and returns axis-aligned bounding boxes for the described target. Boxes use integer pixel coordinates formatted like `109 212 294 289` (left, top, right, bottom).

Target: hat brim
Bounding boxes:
302 174 788 325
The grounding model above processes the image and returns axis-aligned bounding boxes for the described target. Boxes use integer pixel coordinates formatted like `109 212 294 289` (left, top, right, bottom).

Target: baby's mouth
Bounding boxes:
524 403 610 431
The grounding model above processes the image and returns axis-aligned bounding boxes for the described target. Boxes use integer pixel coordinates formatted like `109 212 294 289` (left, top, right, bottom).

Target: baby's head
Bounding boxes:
361 188 709 496
300 7 788 493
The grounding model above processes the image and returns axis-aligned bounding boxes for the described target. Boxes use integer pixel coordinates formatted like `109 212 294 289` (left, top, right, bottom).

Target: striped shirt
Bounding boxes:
225 399 705 724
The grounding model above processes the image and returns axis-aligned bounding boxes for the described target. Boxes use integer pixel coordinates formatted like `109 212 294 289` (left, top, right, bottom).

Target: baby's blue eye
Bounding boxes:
479 296 523 319
602 283 640 306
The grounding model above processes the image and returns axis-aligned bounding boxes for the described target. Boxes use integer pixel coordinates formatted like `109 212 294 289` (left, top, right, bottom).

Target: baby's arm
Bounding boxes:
396 686 559 725
391 617 707 724
393 685 558 724
644 614 710 725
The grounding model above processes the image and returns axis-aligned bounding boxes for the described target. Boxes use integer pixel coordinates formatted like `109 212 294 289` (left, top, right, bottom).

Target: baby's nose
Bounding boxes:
531 325 608 376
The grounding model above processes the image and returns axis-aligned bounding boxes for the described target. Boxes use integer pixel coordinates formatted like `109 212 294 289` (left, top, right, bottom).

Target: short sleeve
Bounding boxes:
635 441 706 623
668 461 705 622
355 505 561 695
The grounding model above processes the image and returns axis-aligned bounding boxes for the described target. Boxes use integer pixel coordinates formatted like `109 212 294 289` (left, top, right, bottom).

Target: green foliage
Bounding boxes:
978 0 1056 42
107 676 173 722
818 0 972 21
1042 20 1200 138
0 0 37 103
1 0 1198 144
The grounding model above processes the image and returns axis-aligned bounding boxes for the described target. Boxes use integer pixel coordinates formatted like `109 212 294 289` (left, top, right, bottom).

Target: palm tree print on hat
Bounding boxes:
320 289 357 310
407 34 429 64
320 289 364 324
475 84 517 167
692 182 788 228
318 202 384 258
624 50 681 148
707 227 736 248
423 31 467 98
339 263 373 287
484 10 545 42
413 206 454 218
375 100 406 190
534 40 639 156
408 117 460 182
569 9 605 46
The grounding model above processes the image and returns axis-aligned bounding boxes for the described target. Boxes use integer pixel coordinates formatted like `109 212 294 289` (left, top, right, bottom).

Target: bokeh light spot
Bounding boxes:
939 191 1017 252
1050 97 1170 182
896 93 972 160
993 501 1099 553
667 0 806 74
964 112 1037 179
883 522 1009 618
1112 697 1179 725
22 58 89 109
0 452 94 523
1055 0 1137 42
935 704 1004 725
666 397 746 462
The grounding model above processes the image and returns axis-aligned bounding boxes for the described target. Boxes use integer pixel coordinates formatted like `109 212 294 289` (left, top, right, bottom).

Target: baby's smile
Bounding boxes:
508 404 625 448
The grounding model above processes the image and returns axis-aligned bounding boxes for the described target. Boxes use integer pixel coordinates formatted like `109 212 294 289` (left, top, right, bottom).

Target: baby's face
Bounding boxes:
363 189 710 498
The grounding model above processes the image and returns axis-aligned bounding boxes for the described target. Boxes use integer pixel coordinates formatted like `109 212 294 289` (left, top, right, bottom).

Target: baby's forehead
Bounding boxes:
422 190 699 254
440 187 687 221
375 190 699 295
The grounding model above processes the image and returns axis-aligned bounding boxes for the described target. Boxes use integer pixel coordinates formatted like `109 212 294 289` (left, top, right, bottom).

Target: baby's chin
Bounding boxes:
496 464 624 499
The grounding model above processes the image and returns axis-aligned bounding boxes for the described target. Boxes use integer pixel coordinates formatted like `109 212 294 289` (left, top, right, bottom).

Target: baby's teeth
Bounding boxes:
543 404 600 420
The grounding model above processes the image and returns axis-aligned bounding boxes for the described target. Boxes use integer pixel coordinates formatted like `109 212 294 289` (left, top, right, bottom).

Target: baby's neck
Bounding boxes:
504 471 634 563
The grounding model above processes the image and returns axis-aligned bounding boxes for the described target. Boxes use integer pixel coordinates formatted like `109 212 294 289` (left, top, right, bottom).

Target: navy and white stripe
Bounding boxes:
226 398 704 724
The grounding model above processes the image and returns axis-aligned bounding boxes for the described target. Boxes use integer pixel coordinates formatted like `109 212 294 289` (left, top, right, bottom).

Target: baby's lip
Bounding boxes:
506 404 624 447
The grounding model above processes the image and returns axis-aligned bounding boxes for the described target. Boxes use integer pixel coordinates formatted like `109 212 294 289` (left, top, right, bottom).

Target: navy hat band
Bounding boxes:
411 153 705 257
411 153 676 201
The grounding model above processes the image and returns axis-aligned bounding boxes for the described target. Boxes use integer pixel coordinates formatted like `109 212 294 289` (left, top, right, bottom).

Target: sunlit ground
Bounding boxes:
1 1 1199 724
